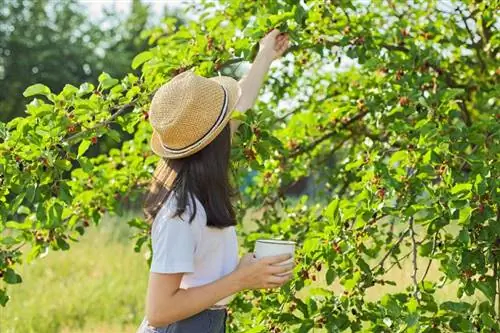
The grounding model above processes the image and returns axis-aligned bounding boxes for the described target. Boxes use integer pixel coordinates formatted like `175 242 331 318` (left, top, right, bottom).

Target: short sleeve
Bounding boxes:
150 197 197 274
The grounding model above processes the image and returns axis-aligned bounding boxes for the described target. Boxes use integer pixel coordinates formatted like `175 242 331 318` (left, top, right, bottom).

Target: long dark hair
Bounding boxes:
143 124 237 228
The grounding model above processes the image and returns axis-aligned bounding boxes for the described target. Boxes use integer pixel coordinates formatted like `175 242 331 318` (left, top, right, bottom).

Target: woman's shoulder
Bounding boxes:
156 191 207 225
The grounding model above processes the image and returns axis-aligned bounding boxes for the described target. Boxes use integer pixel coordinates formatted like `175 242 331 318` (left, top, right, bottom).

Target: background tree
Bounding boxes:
0 0 151 123
0 0 498 332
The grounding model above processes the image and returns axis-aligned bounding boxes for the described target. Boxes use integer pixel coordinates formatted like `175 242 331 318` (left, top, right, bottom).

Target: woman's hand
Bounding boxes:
258 29 290 61
232 253 295 290
231 28 290 117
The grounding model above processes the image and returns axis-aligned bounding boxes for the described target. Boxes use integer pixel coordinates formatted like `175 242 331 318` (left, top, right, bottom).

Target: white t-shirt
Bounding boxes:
150 191 239 305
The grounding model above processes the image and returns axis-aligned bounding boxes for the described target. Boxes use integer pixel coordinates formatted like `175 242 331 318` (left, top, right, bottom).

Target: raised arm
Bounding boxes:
230 29 290 135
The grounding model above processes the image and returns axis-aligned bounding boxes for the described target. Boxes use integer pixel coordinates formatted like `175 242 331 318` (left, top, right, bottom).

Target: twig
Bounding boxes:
65 103 135 143
289 110 369 158
381 43 409 53
314 135 352 165
385 251 412 272
420 234 437 284
456 6 478 44
371 227 410 272
278 252 320 314
341 7 351 24
220 57 245 70
10 242 26 253
276 92 340 122
409 216 420 299
456 6 487 72
458 100 472 127
458 132 494 171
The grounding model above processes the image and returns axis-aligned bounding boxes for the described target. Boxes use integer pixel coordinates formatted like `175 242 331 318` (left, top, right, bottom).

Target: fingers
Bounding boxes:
268 262 295 274
275 35 290 56
262 253 293 265
244 253 256 260
267 273 293 286
275 33 288 45
266 28 281 39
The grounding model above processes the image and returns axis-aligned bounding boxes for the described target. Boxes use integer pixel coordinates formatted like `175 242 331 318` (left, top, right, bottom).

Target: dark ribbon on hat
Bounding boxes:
160 85 229 154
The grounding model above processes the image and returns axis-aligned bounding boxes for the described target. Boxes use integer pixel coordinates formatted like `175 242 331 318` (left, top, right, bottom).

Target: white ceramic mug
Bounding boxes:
254 239 296 268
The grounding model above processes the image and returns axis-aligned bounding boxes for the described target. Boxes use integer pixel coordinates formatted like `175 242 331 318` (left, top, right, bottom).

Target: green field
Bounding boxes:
0 211 149 333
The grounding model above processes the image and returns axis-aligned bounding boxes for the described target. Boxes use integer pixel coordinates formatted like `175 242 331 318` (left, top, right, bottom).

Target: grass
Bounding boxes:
0 211 149 333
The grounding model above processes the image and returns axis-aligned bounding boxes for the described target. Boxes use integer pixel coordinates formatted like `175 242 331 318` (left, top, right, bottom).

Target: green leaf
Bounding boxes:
0 288 10 306
134 235 148 253
458 206 472 224
295 298 309 317
101 78 119 90
23 83 51 97
56 237 70 251
279 313 301 324
77 140 91 158
449 316 472 332
419 241 433 256
450 183 472 194
342 271 361 291
325 268 335 285
457 230 470 244
131 51 153 69
440 301 471 313
390 150 409 166
1 236 18 246
480 312 496 328
9 193 25 215
78 82 95 96
4 268 22 284
5 220 31 230
54 159 72 171
475 277 495 303
61 84 78 97
107 129 121 142
298 321 314 333
324 198 340 223
20 203 34 218
98 73 119 90
78 156 93 172
381 295 400 316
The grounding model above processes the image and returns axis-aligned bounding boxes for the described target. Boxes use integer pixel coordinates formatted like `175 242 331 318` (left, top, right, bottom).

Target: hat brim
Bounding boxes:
150 75 241 159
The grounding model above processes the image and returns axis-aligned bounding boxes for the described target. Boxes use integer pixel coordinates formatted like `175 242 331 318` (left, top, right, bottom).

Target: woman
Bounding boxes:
137 29 292 333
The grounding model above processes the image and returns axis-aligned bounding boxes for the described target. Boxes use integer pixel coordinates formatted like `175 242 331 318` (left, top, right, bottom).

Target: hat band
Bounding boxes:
160 85 229 154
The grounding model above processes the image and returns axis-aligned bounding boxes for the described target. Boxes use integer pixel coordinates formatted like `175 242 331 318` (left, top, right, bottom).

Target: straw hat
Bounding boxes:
149 71 241 159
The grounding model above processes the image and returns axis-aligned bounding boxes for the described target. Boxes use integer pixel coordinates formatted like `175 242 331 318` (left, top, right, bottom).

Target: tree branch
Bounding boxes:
381 43 409 53
385 251 412 272
10 242 26 253
220 57 245 70
456 6 487 72
65 103 135 143
409 216 420 300
458 100 472 127
289 110 369 158
276 91 341 122
420 234 437 285
371 227 410 273
341 7 351 24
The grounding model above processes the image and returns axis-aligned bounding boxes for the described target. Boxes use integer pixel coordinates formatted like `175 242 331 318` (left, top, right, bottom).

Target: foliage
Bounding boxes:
0 0 499 332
